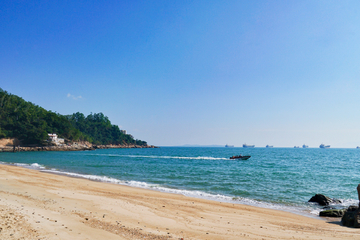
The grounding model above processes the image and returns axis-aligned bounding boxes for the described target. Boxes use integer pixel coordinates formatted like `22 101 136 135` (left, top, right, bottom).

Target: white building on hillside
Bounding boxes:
48 133 64 145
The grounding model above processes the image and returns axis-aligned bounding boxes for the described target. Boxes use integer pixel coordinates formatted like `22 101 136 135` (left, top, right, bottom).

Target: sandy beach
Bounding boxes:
0 164 359 240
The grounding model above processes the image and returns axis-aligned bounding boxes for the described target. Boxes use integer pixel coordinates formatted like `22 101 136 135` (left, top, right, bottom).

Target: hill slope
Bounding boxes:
0 88 147 146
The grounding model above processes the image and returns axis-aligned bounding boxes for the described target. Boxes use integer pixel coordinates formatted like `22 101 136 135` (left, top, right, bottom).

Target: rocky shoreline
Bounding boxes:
0 143 158 152
309 193 360 228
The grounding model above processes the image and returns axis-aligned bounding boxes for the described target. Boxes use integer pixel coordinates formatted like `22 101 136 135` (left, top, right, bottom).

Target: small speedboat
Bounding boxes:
230 155 251 160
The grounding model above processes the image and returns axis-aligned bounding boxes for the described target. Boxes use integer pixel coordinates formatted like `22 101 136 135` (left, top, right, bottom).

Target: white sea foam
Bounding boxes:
40 168 317 217
43 169 242 203
7 162 47 170
338 198 358 206
42 169 124 184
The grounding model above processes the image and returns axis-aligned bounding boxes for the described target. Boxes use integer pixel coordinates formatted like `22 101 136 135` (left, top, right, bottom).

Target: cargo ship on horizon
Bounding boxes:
243 144 255 148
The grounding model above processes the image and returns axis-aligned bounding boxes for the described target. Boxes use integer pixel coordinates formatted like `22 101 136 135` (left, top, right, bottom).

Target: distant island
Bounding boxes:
0 88 155 151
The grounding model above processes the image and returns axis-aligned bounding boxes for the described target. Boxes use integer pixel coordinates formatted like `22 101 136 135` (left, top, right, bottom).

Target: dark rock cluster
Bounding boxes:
309 194 360 228
308 194 342 206
319 209 346 217
309 194 345 218
341 206 360 228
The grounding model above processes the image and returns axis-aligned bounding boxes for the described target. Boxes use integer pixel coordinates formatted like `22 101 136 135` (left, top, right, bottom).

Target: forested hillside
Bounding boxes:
0 88 147 146
66 112 147 145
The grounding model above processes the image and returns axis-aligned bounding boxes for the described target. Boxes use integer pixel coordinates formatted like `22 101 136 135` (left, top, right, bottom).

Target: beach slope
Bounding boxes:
0 164 359 240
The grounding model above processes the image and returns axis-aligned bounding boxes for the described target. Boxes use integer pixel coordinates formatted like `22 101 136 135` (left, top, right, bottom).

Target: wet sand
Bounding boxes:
0 164 359 239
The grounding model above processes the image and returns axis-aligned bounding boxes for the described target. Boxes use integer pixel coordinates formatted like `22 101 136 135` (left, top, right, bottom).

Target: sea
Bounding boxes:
1 147 360 218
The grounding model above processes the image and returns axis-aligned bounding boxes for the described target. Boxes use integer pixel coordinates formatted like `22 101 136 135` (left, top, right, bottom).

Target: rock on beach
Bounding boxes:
308 194 342 206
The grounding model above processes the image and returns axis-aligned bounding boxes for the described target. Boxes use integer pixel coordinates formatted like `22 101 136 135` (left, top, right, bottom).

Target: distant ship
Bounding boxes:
266 145 273 148
225 144 234 148
243 144 255 148
319 144 330 149
357 146 360 149
294 146 300 148
302 144 309 148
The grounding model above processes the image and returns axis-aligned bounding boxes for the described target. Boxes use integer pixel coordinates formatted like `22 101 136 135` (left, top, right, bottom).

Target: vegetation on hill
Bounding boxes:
66 112 147 145
0 88 147 146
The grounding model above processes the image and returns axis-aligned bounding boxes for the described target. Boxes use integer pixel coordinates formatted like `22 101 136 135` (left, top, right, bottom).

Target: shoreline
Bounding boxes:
0 149 355 221
0 143 158 153
1 164 359 239
0 161 325 219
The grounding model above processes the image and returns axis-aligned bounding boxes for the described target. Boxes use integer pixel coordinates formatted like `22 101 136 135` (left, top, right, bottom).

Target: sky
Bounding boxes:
1 0 360 147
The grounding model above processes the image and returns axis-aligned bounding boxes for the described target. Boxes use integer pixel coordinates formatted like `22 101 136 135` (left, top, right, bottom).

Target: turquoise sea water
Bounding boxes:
1 147 359 216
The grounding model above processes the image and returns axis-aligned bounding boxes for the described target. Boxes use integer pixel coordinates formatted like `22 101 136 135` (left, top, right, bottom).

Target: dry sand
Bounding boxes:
0 164 359 240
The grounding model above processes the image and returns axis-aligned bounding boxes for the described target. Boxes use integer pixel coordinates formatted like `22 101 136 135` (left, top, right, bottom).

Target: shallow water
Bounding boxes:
1 147 359 216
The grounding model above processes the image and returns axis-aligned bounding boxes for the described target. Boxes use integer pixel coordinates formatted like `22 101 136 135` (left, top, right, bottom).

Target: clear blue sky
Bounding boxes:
2 0 360 147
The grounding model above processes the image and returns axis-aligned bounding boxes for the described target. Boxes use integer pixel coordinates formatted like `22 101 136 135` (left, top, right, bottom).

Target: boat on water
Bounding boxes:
230 155 251 160
319 144 330 148
302 144 309 148
225 144 234 147
294 146 300 148
266 145 273 148
243 144 255 148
